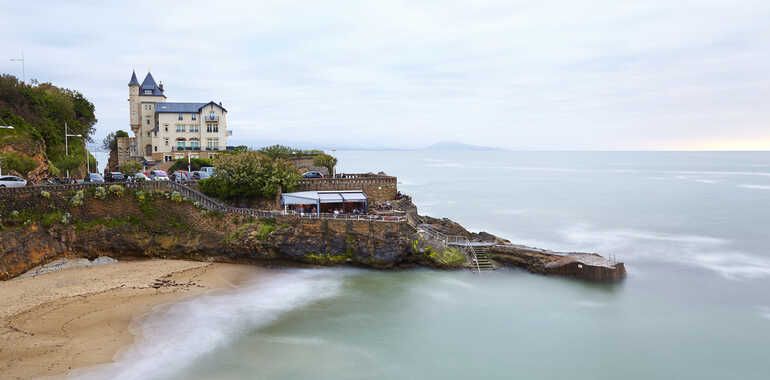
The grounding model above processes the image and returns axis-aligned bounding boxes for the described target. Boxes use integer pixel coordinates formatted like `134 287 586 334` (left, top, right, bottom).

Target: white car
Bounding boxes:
149 170 169 181
0 175 27 188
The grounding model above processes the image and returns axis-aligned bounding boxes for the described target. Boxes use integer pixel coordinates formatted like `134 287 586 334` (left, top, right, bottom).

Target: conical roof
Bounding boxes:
139 72 165 96
128 70 139 86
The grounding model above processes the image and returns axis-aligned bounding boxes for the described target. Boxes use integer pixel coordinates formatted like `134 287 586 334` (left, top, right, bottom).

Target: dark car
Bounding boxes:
302 171 324 178
105 172 125 182
84 173 105 183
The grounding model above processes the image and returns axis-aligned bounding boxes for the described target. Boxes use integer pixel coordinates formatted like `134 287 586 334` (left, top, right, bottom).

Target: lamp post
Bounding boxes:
65 122 85 178
0 125 12 176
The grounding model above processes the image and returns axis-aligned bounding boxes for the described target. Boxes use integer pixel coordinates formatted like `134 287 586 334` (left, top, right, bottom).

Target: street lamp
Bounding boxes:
65 122 88 178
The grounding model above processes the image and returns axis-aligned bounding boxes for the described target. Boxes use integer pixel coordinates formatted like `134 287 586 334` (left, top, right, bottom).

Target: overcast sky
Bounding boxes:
2 0 770 150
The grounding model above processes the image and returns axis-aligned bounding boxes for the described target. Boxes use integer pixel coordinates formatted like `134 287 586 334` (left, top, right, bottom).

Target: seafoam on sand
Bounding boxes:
69 269 345 380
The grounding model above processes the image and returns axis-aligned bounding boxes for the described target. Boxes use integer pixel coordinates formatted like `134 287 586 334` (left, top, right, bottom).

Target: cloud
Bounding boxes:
2 0 769 150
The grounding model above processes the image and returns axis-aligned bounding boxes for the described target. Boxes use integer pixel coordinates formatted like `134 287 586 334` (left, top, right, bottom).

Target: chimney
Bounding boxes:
159 81 164 91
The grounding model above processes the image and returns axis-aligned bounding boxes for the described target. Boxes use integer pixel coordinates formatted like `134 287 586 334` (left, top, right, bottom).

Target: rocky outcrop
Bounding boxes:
0 187 625 283
0 138 50 182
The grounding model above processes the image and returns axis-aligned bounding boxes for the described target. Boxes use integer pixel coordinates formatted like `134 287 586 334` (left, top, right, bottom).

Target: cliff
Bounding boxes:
0 185 625 283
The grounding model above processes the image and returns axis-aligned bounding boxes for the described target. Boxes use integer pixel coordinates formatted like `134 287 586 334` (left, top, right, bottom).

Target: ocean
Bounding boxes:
75 151 770 379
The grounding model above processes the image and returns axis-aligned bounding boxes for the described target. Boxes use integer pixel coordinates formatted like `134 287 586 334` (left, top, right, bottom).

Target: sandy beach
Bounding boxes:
0 259 264 380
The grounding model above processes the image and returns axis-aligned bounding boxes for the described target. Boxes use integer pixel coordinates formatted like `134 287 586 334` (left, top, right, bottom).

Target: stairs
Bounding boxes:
149 160 175 172
471 246 495 272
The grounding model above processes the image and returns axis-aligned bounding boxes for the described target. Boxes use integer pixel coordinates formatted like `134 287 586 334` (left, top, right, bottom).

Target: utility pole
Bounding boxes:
9 51 25 83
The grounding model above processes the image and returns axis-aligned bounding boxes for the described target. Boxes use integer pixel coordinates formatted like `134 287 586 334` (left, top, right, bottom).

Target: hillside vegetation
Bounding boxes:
0 74 97 179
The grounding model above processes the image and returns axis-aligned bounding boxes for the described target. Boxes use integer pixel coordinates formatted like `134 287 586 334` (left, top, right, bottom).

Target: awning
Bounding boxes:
281 190 368 205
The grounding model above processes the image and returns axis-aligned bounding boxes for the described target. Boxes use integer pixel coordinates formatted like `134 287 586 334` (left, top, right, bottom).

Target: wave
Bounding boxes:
739 184 770 190
559 224 770 280
69 269 345 380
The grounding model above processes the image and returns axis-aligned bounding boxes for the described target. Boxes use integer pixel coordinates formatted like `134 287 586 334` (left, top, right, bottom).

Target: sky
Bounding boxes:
1 0 770 150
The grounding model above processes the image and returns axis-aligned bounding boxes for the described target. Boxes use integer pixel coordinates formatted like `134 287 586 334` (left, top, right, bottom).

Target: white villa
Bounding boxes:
128 71 231 162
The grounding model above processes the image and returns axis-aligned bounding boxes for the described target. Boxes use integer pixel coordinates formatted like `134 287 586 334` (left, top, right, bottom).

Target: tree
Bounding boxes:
120 160 143 175
313 153 337 176
258 144 294 159
53 155 81 176
0 152 37 177
102 130 129 151
168 158 212 173
199 151 300 200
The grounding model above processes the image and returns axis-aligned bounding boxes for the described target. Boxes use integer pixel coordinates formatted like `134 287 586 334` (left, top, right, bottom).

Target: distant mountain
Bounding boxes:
423 141 506 151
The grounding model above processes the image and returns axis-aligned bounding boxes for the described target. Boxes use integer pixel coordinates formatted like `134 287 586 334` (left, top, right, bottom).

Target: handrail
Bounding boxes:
415 224 482 273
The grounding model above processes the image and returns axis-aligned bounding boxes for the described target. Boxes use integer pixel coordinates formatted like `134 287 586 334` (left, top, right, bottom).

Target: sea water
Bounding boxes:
76 151 770 379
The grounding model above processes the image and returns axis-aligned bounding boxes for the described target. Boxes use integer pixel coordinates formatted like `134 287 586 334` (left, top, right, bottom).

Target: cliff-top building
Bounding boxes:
127 70 231 163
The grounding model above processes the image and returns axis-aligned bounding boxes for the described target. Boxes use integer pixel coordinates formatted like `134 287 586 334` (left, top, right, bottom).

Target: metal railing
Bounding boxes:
415 224 482 272
0 181 406 224
205 115 219 121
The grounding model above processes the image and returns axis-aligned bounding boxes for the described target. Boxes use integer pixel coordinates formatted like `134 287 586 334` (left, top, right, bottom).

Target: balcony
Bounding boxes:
205 115 220 122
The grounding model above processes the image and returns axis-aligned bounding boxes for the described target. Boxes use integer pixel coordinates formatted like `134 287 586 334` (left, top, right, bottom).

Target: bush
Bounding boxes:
170 191 183 202
0 152 38 177
199 152 300 200
135 190 146 202
168 158 212 173
120 160 143 176
40 191 50 199
109 184 124 196
313 153 337 176
70 190 85 206
94 186 106 199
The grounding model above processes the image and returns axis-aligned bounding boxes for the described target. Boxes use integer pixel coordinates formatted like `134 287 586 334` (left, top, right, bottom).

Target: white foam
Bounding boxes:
739 184 770 190
69 269 344 380
559 224 770 280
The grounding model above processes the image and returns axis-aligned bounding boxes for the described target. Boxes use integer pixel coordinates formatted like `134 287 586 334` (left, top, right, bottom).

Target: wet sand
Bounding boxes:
0 259 264 380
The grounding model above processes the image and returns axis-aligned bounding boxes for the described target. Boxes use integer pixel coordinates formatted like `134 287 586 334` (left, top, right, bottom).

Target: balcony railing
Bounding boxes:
205 115 220 121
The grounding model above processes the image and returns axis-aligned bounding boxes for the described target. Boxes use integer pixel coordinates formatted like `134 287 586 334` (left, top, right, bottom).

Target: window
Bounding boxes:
177 140 186 149
153 131 157 137
164 125 168 132
192 114 197 120
144 90 152 95
190 140 199 149
146 132 150 137
191 125 199 132
207 138 219 149
146 119 150 125
176 125 186 132
207 124 219 133
154 146 157 152
178 113 183 121
164 138 169 146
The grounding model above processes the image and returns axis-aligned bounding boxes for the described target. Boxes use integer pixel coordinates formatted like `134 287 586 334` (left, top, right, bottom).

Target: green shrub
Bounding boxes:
40 191 51 199
70 190 85 206
94 186 106 199
109 184 124 196
170 191 183 202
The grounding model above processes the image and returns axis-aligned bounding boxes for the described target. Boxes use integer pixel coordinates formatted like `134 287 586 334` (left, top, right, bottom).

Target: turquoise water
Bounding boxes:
76 151 770 379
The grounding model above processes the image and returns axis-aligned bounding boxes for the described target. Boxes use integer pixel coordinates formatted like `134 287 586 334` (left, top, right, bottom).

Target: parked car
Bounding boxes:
172 171 191 182
302 171 324 178
0 175 27 187
84 173 105 183
191 171 210 180
200 166 215 175
105 172 125 182
149 170 169 181
133 172 150 181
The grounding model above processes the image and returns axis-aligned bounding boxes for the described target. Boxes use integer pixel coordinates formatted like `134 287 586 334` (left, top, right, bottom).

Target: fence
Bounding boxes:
0 181 406 223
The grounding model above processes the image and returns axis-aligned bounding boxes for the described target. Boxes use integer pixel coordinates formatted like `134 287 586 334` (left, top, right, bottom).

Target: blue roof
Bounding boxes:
139 72 164 96
128 70 139 86
155 101 227 113
155 102 207 113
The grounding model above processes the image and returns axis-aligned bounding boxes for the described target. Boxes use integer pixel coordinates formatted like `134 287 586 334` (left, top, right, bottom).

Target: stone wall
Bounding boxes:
295 175 398 203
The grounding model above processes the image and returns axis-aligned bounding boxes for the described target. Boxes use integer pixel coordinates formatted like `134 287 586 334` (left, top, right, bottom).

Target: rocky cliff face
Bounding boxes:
0 138 50 181
0 190 457 280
